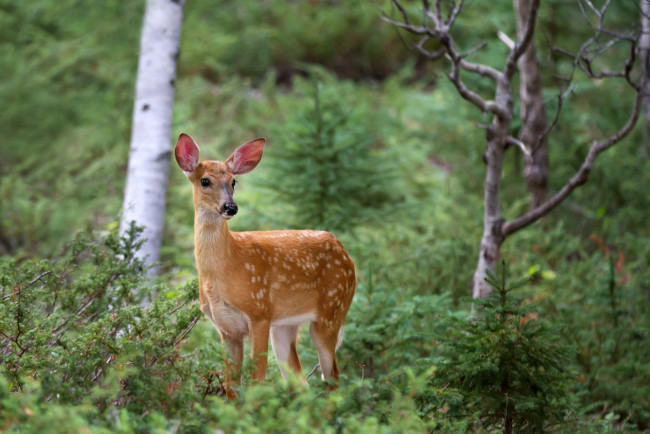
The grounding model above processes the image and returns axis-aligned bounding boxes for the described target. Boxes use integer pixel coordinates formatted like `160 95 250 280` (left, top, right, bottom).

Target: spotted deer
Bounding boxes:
174 134 356 393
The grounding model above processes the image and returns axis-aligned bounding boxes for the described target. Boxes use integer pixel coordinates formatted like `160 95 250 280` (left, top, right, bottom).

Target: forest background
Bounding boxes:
1 0 649 432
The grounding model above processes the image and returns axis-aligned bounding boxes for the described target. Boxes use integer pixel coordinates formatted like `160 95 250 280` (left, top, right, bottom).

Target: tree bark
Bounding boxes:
472 78 512 299
385 0 640 299
641 1 650 121
120 0 185 275
514 0 548 209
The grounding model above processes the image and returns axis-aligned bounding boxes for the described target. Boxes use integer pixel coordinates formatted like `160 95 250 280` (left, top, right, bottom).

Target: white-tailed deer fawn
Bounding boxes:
174 134 356 394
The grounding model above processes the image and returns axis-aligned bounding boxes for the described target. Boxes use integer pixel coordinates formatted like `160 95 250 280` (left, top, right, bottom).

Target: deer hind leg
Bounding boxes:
270 325 303 381
309 321 341 383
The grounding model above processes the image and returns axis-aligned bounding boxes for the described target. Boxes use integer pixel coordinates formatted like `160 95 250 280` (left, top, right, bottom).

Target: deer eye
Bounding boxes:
231 179 237 189
200 178 210 187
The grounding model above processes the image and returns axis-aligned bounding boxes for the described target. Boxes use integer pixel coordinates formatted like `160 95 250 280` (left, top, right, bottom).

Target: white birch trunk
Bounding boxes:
120 0 185 275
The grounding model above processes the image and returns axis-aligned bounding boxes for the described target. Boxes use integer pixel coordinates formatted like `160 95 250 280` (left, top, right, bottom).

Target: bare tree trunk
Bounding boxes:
120 0 185 275
642 1 650 123
472 79 512 299
472 139 505 299
515 0 548 209
386 0 641 299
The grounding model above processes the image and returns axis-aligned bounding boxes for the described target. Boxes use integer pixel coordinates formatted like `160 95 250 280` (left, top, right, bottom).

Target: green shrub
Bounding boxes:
0 227 451 432
0 225 203 422
262 72 398 233
418 261 576 432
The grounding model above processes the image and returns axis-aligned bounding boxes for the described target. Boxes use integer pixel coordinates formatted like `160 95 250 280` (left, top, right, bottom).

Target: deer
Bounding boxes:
174 133 356 395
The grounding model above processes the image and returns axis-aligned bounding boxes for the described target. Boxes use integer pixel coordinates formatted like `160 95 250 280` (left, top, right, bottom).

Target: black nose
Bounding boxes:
224 203 238 216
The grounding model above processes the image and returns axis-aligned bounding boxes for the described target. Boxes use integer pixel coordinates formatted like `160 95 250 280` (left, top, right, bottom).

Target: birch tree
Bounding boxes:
120 0 185 275
384 0 645 298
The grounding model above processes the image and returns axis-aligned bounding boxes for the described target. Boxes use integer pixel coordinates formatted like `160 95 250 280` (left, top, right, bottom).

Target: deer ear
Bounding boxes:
175 134 200 174
226 138 265 175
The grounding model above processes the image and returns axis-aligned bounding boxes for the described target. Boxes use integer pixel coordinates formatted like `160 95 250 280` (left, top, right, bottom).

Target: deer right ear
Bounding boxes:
175 133 200 175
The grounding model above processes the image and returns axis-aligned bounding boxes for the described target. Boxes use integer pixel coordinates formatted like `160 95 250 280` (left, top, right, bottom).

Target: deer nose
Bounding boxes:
224 203 238 216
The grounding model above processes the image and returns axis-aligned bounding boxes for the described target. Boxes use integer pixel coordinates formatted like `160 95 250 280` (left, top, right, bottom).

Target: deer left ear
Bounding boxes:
175 133 200 175
226 138 265 175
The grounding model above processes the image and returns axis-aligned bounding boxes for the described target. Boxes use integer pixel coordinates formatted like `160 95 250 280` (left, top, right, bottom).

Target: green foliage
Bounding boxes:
339 265 453 379
2 0 649 431
419 261 576 432
0 0 140 256
0 225 203 421
563 252 650 428
0 228 448 432
181 0 418 83
263 72 398 232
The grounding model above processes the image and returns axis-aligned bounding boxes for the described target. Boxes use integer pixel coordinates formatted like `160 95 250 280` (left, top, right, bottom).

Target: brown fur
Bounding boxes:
181 146 356 394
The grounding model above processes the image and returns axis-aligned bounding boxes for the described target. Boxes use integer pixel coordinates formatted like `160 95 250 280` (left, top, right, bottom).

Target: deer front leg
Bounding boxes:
220 332 244 398
249 320 270 382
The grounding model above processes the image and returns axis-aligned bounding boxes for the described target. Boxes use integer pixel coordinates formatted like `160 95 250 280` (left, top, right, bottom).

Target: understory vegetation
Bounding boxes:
1 0 649 432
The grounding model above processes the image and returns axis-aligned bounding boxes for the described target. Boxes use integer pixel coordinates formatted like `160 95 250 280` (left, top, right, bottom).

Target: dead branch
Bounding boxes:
530 84 574 154
505 0 541 79
502 84 644 237
506 136 532 163
386 0 507 117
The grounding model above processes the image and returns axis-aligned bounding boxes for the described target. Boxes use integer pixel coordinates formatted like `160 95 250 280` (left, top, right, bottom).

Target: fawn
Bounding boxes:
174 134 356 394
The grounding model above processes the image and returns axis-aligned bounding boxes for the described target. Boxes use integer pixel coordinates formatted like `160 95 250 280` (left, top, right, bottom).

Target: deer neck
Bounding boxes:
194 206 239 277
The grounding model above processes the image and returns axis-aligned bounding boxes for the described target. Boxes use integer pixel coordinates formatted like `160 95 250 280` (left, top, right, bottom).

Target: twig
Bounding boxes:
497 31 515 50
531 84 574 153
306 363 320 380
506 136 532 163
1 271 52 301
502 83 644 237
175 316 201 345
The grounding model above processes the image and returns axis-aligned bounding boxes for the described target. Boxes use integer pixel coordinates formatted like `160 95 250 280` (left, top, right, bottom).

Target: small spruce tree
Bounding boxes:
264 73 395 233
420 261 575 433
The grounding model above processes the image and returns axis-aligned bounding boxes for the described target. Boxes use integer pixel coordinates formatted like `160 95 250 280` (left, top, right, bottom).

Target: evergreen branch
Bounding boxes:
1 270 52 301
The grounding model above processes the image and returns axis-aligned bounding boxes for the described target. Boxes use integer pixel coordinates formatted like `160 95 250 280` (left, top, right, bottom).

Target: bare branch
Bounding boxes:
392 0 411 26
385 0 506 115
460 60 502 80
505 0 541 79
448 59 509 118
502 86 643 237
381 15 432 35
497 31 515 50
414 36 445 60
434 0 443 23
531 84 574 153
446 0 464 26
553 38 639 89
506 136 532 163
459 41 488 59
